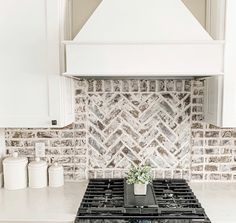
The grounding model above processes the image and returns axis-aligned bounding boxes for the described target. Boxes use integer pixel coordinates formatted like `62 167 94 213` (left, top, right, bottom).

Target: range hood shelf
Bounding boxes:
64 0 224 77
64 41 224 76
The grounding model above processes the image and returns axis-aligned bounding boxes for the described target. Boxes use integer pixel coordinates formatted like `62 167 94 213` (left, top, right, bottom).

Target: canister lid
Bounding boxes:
28 157 47 168
3 152 28 165
49 162 63 172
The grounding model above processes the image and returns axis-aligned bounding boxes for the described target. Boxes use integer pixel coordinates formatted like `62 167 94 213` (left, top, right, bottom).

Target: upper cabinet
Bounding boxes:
0 0 74 128
204 0 236 127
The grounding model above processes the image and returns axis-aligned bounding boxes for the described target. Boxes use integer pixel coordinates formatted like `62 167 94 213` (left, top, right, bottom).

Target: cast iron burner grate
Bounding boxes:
75 179 211 223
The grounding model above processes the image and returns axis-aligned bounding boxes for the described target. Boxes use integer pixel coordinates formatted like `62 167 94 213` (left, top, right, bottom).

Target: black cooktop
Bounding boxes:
75 179 211 223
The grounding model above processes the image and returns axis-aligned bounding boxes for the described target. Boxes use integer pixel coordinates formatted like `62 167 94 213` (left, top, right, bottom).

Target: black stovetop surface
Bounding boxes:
75 179 211 223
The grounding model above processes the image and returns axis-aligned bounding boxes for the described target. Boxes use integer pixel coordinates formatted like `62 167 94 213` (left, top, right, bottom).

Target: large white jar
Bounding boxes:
28 157 48 188
3 152 28 190
49 162 64 187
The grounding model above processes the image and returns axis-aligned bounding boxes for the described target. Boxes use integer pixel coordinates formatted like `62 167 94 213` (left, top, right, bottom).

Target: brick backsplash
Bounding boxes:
4 79 236 181
86 80 191 180
191 80 236 181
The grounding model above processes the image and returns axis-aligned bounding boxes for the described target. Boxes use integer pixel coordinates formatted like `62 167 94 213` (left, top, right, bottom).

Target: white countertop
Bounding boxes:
0 181 88 223
0 181 235 223
190 182 236 223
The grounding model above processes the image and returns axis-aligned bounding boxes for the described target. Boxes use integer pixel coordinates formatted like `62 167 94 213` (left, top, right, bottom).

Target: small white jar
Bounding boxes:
3 152 28 190
28 157 48 188
49 162 64 187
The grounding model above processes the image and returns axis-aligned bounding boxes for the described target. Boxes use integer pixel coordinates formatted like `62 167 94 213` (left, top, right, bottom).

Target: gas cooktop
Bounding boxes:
75 179 211 223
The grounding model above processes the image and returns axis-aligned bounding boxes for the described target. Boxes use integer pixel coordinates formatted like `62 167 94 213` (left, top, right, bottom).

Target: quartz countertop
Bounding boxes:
190 182 236 223
0 181 88 223
0 181 235 223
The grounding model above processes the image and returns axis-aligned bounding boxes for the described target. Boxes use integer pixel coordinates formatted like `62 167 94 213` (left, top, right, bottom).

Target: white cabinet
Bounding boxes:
0 0 74 128
0 75 74 128
204 0 236 127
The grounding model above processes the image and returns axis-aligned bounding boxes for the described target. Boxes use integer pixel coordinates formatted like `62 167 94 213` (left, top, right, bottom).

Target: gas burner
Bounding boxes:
75 179 211 223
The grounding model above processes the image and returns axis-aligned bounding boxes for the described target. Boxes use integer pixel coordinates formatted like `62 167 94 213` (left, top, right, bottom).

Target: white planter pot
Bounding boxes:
134 183 147 195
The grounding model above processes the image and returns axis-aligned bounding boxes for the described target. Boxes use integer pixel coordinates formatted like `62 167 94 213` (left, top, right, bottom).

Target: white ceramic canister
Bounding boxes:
28 157 48 188
49 162 64 187
3 152 28 190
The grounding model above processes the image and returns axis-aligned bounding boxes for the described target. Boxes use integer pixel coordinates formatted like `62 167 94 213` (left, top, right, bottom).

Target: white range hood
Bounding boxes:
64 0 224 77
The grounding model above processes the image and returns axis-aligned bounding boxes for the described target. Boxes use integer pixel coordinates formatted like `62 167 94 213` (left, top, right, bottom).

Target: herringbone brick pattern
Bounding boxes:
86 80 192 179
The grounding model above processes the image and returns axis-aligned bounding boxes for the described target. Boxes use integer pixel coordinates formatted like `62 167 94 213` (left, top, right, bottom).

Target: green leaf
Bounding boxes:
126 165 152 184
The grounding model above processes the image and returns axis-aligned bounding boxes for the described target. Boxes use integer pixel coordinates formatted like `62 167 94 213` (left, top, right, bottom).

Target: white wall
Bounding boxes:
182 0 206 28
72 0 102 38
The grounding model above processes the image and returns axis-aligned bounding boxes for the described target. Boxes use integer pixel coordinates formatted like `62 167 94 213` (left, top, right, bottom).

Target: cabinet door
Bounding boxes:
0 0 74 128
204 76 223 126
0 0 47 76
0 76 74 128
204 0 236 128
0 0 53 127
221 0 236 127
0 75 54 128
48 75 75 128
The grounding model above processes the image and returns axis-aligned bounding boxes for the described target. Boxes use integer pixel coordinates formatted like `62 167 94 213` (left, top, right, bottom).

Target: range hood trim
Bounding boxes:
64 41 224 76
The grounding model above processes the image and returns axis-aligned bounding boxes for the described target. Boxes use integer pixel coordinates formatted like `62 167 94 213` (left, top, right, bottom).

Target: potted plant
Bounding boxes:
126 165 152 195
